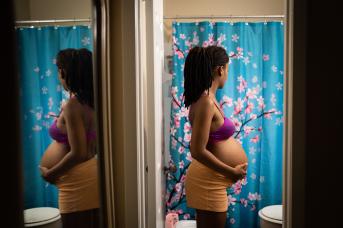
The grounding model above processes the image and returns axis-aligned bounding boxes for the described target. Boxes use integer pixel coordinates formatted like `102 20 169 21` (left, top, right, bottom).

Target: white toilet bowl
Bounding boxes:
24 207 62 228
175 220 197 228
258 205 282 228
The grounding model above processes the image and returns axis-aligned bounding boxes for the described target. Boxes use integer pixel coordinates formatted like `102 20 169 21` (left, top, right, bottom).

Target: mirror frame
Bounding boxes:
92 0 115 227
8 0 111 227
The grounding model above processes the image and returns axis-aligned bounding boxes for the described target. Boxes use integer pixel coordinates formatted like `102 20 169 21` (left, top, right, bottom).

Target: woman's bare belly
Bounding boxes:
40 141 69 169
208 137 248 167
40 141 97 169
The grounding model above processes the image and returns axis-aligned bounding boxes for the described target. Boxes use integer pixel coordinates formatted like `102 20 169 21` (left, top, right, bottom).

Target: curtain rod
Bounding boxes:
15 18 91 25
163 15 284 20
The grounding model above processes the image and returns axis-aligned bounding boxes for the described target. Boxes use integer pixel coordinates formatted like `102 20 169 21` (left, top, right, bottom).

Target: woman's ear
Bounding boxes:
217 66 223 77
60 69 66 79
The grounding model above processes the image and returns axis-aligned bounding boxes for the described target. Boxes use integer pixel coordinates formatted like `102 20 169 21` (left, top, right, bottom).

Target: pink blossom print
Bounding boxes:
250 135 260 143
165 21 284 224
232 34 239 42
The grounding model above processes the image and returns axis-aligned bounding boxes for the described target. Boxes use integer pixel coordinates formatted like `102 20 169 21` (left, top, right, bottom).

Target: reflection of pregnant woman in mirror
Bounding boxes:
184 46 248 228
39 48 100 228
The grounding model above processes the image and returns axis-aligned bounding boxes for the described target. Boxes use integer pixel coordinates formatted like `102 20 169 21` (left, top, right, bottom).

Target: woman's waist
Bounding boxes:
187 159 232 185
188 159 227 179
55 156 98 185
66 156 97 173
51 140 97 156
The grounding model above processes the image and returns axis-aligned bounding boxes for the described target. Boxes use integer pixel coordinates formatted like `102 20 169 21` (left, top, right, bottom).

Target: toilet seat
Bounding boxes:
24 207 61 227
258 205 283 224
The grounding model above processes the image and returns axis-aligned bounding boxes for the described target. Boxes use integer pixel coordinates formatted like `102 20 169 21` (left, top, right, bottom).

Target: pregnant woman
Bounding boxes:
184 46 248 228
39 48 100 228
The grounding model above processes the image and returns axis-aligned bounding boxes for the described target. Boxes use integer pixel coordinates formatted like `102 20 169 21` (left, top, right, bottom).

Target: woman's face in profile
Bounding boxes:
219 63 229 88
58 68 68 91
224 63 229 79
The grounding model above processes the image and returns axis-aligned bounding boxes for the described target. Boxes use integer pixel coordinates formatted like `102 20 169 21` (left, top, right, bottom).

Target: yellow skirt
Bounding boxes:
56 157 100 213
185 159 232 212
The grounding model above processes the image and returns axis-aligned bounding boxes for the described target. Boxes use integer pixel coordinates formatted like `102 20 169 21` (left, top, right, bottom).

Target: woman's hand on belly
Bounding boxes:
230 163 248 183
39 166 58 184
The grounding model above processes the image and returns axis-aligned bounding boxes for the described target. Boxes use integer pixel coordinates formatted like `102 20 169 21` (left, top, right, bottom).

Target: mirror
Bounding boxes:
14 0 105 227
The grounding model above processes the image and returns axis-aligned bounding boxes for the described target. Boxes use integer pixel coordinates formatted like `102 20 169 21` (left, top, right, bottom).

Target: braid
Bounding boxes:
56 48 94 108
183 47 212 107
75 48 94 107
183 45 229 107
66 49 79 95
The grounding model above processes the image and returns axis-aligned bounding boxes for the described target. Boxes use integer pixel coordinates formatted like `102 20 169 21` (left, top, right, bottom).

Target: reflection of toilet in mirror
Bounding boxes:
258 205 283 228
24 207 62 228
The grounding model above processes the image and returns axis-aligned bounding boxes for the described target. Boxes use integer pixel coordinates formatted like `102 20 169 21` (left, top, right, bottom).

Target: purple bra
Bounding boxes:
208 100 235 144
48 111 96 146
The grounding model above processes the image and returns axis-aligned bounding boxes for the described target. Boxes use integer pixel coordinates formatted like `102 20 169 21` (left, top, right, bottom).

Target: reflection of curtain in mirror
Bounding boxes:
17 26 93 209
166 21 284 227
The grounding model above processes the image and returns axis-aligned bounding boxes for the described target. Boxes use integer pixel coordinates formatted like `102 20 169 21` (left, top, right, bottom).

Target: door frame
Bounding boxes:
97 0 306 227
140 0 298 227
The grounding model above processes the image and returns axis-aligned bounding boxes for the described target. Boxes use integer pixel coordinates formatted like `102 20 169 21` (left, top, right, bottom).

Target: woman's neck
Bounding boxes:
209 82 219 97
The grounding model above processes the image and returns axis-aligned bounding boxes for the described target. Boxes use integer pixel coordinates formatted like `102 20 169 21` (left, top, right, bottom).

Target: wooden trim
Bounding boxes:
283 0 293 227
93 0 116 227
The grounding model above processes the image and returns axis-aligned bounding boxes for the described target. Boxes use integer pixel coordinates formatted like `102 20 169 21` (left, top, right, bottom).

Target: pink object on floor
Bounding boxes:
165 212 179 228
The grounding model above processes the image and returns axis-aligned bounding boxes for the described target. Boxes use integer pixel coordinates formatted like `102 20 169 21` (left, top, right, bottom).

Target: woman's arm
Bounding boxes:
190 96 246 179
40 99 88 182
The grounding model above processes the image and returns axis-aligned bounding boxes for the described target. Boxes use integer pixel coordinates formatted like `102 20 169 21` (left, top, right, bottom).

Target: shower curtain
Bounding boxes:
16 25 93 209
166 21 284 227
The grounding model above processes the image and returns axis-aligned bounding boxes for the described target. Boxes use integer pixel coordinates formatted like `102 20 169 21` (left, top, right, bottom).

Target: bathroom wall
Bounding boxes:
164 0 283 17
14 0 91 20
164 0 284 43
14 0 30 20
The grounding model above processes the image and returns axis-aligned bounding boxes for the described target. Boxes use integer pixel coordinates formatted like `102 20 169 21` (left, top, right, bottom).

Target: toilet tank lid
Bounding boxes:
24 207 61 226
261 205 283 221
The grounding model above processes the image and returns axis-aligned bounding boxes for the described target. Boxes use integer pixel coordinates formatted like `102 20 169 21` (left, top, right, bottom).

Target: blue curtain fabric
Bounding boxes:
16 26 93 209
166 21 284 227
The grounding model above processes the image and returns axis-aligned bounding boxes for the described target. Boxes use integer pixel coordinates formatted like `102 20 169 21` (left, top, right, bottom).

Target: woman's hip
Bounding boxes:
186 159 232 187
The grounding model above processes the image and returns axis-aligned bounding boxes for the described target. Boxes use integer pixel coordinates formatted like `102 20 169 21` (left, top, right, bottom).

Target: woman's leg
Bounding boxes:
61 208 100 228
196 209 227 228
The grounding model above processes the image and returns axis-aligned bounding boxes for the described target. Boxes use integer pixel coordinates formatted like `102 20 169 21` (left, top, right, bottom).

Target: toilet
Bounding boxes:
258 205 283 228
24 207 62 228
175 220 197 228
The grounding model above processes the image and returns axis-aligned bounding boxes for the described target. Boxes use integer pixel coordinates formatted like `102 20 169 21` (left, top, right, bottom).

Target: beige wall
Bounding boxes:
16 0 283 20
29 0 91 20
164 0 284 17
14 0 30 20
164 0 284 44
15 0 91 20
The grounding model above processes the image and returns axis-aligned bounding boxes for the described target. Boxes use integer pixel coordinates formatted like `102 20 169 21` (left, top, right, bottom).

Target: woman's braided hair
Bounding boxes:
183 45 229 107
56 48 94 108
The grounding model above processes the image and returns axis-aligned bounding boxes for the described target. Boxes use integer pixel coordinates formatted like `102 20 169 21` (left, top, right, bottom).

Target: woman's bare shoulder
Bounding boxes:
193 95 214 112
190 95 214 122
63 97 83 116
